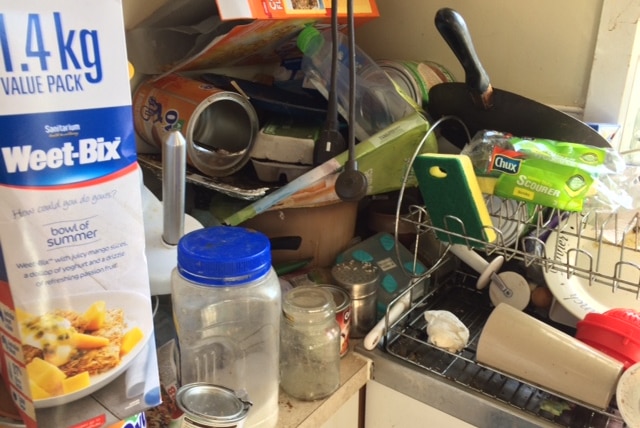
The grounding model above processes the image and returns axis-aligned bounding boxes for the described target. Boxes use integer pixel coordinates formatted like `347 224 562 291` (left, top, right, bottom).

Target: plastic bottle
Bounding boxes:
297 25 417 142
171 226 281 428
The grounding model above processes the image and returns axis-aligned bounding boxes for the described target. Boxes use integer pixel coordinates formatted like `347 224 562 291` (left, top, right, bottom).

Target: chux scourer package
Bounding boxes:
0 2 159 427
462 130 635 212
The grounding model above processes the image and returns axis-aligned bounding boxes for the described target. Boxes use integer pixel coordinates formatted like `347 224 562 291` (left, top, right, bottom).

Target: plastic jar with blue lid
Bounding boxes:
171 226 281 428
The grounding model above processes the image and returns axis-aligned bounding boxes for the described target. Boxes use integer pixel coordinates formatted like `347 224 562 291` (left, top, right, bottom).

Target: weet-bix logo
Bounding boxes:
491 154 521 174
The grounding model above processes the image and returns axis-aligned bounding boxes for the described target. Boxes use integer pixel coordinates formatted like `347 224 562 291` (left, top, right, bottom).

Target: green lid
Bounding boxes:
297 25 324 56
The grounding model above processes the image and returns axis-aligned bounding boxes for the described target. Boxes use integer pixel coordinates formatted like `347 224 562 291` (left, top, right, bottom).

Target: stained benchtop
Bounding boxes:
277 347 372 428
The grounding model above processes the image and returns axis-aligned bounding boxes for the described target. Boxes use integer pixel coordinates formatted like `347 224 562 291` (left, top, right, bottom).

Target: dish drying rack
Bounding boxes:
413 200 640 295
378 199 640 427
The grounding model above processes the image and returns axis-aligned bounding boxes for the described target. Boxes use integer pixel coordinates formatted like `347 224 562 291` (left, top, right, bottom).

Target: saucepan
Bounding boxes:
427 8 610 149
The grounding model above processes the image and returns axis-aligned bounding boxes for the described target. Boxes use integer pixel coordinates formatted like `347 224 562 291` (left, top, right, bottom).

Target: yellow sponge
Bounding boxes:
413 153 496 247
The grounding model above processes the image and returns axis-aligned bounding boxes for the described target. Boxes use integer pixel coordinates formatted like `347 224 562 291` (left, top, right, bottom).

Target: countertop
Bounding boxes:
151 297 372 428
277 345 372 428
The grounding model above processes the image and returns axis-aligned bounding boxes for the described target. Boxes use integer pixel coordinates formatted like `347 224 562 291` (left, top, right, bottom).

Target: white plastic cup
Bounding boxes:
476 303 624 410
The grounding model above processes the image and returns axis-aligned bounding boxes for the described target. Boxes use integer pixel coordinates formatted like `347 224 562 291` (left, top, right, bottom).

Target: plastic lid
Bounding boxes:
283 285 336 323
177 226 271 286
604 308 640 326
297 25 324 56
318 285 351 312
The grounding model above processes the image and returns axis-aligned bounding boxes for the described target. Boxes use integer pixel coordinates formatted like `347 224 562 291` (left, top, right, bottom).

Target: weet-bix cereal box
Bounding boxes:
0 1 159 427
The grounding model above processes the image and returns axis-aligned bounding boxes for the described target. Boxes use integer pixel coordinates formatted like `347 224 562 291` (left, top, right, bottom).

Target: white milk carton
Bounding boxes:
0 1 159 427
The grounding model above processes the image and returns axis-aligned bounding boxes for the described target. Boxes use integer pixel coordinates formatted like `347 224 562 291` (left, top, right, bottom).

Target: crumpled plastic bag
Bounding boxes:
424 310 470 353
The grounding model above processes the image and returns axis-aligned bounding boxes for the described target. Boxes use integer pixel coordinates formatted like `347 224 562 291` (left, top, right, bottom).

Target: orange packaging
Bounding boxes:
215 0 379 22
128 0 380 75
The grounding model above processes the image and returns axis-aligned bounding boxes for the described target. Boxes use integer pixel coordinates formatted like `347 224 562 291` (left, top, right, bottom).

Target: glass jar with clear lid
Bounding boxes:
280 285 340 401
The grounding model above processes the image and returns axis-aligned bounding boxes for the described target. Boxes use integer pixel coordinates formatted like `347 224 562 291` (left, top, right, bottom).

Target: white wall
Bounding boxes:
354 0 604 110
583 1 640 151
355 0 640 150
122 0 168 29
122 0 606 110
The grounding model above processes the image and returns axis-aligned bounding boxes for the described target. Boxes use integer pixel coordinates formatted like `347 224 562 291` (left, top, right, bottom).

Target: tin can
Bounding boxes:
318 284 352 357
377 60 455 107
133 74 259 177
176 383 252 428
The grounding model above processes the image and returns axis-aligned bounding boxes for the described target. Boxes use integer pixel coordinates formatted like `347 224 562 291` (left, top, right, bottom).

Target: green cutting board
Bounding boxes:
413 153 496 247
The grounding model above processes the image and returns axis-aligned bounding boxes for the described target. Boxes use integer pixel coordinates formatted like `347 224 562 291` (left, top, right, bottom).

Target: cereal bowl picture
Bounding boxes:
17 291 154 408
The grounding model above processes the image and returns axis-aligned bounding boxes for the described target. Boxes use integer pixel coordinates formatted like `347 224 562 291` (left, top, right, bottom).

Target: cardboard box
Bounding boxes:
0 1 160 427
241 201 358 268
125 0 379 75
215 0 379 21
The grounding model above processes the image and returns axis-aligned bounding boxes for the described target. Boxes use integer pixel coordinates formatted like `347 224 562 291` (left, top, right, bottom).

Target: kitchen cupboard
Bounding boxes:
365 380 474 428
322 393 359 428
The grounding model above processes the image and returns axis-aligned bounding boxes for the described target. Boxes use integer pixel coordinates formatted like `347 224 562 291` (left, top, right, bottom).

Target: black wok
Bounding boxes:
427 8 610 149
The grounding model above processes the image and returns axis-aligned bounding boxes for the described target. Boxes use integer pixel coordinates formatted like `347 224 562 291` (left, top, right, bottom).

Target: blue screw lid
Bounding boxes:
177 226 271 286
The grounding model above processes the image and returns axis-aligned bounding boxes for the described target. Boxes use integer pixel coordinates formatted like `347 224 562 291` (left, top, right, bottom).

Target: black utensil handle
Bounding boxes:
435 8 492 103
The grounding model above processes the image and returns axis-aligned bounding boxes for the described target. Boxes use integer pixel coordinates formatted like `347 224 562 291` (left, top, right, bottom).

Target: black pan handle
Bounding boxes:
435 8 493 109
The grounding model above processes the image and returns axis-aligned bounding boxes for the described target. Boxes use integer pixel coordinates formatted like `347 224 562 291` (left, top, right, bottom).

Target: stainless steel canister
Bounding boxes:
133 73 259 177
176 383 252 428
331 260 380 338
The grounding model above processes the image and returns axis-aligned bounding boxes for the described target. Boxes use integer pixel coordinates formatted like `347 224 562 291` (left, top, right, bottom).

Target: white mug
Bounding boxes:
476 303 624 410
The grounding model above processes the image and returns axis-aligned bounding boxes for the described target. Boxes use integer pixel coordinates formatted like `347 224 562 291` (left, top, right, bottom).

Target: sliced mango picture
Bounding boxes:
120 326 144 356
26 357 67 395
72 332 110 349
62 371 91 394
81 300 107 330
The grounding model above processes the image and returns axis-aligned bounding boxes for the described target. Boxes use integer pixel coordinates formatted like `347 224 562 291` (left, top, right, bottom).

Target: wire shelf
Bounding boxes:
407 201 640 297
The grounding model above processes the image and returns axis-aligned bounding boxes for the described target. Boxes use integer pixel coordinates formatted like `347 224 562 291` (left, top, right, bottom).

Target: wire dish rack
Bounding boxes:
403 199 640 305
379 199 640 427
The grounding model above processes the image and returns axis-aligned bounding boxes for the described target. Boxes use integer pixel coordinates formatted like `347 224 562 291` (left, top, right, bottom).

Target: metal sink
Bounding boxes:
356 272 625 428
